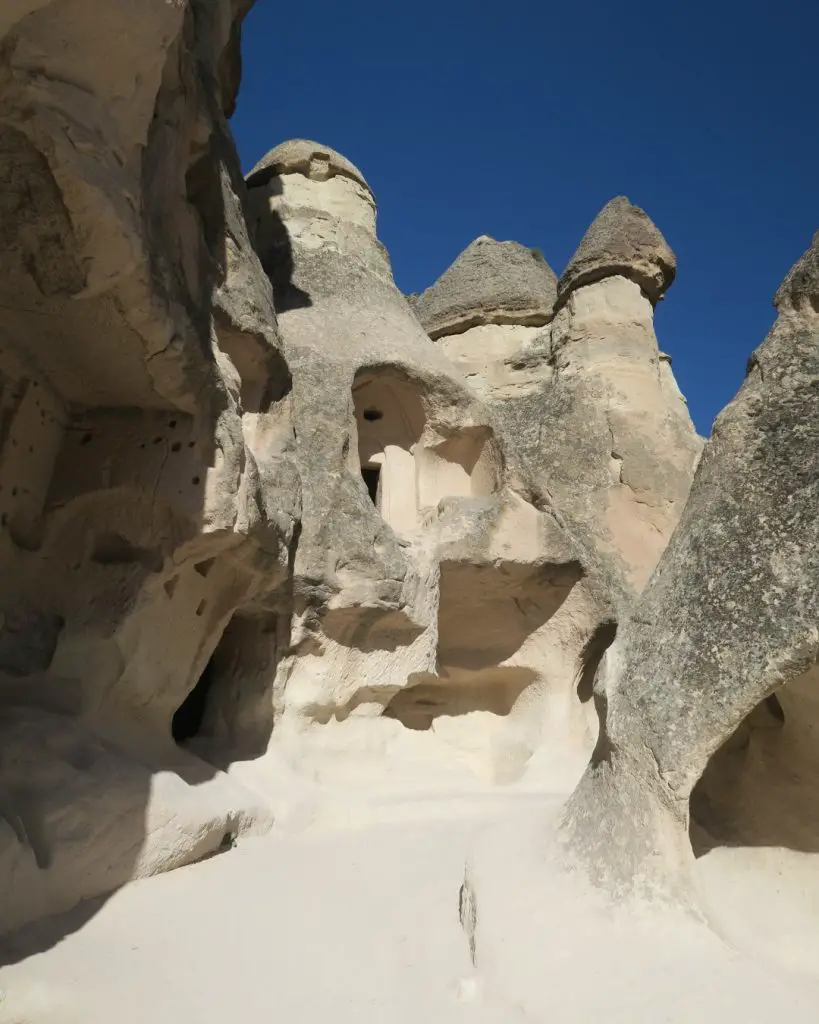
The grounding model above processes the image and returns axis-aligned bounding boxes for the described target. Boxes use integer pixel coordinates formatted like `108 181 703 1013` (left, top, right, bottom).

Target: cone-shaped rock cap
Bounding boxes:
411 236 558 339
774 230 819 313
557 196 676 306
246 139 372 195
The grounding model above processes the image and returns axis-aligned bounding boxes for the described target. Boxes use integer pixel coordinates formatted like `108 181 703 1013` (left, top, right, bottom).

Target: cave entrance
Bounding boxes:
690 668 819 856
352 369 500 534
172 655 215 744
171 612 282 765
352 370 424 533
361 465 381 505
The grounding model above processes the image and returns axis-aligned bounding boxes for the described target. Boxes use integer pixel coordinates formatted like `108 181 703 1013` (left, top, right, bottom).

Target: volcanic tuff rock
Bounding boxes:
414 207 703 594
0 0 297 930
247 137 372 191
409 236 558 339
561 228 819 900
775 229 819 312
1 6 819 1018
557 195 677 307
242 139 609 790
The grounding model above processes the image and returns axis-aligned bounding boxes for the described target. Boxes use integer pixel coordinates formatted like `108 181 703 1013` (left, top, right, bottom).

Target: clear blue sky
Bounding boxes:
231 0 818 436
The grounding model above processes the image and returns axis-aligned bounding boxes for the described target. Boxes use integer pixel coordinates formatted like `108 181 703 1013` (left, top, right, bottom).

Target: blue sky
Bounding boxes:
231 0 817 436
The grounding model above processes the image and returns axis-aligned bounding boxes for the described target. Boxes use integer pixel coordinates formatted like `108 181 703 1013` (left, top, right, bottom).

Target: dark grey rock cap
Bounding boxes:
411 236 558 340
246 138 372 195
557 196 676 307
774 230 819 313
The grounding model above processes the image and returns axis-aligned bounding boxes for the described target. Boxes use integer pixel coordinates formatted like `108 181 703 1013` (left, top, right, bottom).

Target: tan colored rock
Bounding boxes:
242 139 610 796
4 13 819 1017
0 0 296 929
540 272 703 590
561 230 819 905
248 138 372 191
415 225 703 594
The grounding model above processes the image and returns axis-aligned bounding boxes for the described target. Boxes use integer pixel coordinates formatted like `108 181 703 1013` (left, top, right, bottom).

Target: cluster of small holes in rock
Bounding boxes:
122 415 194 452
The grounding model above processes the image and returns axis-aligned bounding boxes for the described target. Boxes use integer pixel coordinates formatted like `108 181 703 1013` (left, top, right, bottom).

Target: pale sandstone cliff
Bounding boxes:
560 228 819 902
0 0 296 930
241 140 610 795
0 3 818 1020
412 201 703 595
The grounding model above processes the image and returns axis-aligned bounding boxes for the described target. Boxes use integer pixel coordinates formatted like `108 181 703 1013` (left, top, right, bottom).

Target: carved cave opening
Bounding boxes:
690 667 819 856
352 368 500 533
353 371 424 533
384 559 582 730
172 656 214 744
171 612 280 765
361 464 381 505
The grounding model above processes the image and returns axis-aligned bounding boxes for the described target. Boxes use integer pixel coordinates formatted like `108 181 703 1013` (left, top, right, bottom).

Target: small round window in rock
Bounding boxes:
363 408 383 422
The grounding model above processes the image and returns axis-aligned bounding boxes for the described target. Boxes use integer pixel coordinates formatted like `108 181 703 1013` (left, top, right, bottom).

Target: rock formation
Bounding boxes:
0 0 297 930
410 236 557 339
241 141 608 793
412 202 703 593
561 228 819 900
556 194 676 305
1 3 819 1020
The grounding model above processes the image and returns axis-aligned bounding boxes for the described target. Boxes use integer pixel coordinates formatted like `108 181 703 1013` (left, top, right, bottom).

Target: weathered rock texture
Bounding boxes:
410 236 557 339
1 1 817 988
557 195 676 307
0 0 297 930
242 140 608 794
414 206 703 594
560 230 819 899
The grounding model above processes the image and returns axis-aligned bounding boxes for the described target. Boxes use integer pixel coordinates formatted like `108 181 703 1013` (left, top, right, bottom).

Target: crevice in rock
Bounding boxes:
458 865 477 967
91 532 164 573
576 620 617 705
361 464 380 504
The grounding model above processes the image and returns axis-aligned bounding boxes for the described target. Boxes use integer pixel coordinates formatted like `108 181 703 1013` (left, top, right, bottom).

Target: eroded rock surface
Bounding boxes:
242 140 607 793
557 195 676 306
561 230 819 900
2 7 818 1005
410 236 557 339
0 0 296 930
414 206 703 593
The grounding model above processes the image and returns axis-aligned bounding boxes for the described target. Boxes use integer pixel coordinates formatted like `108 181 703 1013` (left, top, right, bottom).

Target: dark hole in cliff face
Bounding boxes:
362 465 380 504
576 621 617 704
172 655 216 744
171 613 281 764
690 668 819 856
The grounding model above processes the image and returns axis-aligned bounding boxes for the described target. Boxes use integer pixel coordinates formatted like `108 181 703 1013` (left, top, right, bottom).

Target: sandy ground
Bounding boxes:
1 791 819 1023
